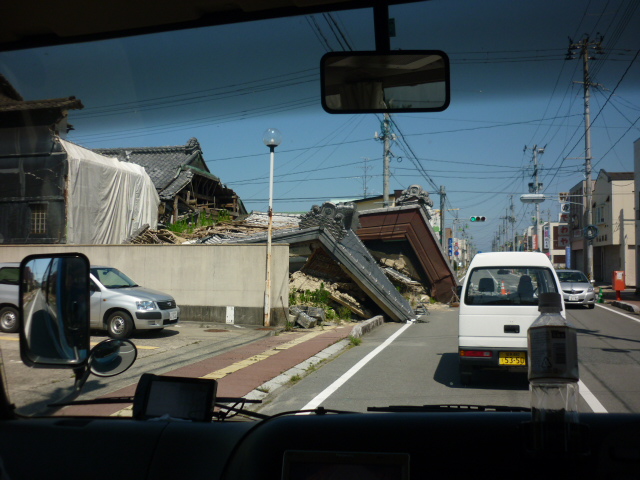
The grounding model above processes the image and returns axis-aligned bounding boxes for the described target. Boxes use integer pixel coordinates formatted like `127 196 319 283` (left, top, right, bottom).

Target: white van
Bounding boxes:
458 252 564 385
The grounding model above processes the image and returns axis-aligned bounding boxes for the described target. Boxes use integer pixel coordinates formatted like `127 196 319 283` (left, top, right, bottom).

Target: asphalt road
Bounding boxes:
3 301 638 417
257 303 640 415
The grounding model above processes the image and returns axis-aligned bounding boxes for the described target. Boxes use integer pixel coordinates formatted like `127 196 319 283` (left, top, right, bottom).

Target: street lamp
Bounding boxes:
262 128 282 327
520 193 546 252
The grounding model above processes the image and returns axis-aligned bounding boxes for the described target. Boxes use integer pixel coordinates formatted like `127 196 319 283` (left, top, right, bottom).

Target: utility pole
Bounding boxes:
375 113 393 207
509 195 516 251
360 157 373 198
524 145 545 252
567 36 602 280
439 185 446 246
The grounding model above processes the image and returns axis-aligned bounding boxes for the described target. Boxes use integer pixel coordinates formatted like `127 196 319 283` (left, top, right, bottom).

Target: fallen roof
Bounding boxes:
356 204 459 303
201 224 415 322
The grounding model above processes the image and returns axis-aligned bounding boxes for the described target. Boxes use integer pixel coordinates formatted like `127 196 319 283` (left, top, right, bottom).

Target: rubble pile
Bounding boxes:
125 220 295 245
127 227 184 244
289 271 370 319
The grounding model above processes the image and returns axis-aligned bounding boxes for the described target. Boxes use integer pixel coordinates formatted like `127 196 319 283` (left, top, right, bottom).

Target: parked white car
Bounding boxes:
90 266 180 339
0 262 20 333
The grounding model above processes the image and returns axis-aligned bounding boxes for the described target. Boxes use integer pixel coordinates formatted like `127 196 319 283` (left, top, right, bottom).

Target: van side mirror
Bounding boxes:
19 253 91 368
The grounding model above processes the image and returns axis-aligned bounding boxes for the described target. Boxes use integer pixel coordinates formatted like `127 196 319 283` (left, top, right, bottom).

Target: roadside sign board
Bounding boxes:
558 235 570 247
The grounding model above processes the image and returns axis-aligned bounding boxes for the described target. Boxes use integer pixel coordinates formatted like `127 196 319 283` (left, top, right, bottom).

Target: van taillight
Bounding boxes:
460 350 492 357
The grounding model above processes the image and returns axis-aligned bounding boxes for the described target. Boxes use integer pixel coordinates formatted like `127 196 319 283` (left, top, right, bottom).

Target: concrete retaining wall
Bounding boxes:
0 244 290 326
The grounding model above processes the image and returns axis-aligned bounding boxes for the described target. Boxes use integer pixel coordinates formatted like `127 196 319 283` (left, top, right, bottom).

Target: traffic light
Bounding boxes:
469 216 486 222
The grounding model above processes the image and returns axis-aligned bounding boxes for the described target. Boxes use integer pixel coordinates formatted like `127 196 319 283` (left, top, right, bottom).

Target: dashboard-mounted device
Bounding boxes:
133 373 217 422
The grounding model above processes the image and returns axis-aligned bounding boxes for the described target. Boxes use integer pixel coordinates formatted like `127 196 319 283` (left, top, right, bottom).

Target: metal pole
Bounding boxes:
440 185 446 246
383 113 391 207
533 147 542 252
583 44 594 281
264 145 275 327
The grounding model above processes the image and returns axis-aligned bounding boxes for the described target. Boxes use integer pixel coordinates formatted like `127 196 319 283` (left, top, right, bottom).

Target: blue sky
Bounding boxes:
1 0 639 252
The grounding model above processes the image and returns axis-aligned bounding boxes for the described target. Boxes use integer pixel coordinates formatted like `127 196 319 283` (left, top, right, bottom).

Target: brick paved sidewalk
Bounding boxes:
58 323 360 417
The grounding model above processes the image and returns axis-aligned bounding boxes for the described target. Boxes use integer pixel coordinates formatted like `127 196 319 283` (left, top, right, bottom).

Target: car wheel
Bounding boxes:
588 304 595 309
0 306 19 333
106 311 134 339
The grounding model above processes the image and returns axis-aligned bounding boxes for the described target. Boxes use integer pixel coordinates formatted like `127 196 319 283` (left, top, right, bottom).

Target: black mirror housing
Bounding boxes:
19 253 91 368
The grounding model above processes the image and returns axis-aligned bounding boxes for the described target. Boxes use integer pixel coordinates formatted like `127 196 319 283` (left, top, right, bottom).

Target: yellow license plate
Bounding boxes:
499 351 526 366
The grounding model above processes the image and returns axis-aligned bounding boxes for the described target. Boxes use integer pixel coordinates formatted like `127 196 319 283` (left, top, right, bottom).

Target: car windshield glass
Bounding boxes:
465 267 558 306
91 268 137 289
558 271 589 283
1 0 639 419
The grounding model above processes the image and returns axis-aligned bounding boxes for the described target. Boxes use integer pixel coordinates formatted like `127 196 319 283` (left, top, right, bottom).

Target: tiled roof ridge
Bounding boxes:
96 137 202 156
0 96 84 111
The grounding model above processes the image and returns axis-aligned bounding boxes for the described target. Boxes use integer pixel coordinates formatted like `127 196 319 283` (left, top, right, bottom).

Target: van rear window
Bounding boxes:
464 267 559 306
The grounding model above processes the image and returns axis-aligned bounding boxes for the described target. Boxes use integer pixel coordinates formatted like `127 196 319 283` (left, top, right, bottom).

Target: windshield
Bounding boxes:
464 267 558 306
557 271 590 283
1 0 639 419
91 268 138 289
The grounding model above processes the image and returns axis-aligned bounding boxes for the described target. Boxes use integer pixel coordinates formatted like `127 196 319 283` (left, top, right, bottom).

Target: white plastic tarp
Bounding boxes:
61 139 160 244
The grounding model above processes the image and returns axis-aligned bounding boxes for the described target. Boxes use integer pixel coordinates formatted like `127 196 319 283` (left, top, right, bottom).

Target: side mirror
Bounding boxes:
456 285 463 297
90 339 137 377
19 253 90 368
321 50 450 113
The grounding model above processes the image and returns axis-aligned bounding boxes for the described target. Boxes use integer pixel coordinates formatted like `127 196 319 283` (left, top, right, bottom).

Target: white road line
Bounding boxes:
578 380 608 413
576 303 638 413
299 322 413 412
595 303 640 324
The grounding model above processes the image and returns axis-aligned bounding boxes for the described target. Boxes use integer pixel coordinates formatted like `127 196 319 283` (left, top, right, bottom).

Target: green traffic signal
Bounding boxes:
470 216 486 222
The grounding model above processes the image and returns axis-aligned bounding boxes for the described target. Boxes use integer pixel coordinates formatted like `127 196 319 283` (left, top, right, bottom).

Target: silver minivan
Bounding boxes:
458 252 564 385
0 262 20 333
90 266 180 339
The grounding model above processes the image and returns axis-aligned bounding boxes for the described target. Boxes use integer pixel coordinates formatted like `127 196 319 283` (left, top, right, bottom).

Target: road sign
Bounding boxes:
559 213 569 223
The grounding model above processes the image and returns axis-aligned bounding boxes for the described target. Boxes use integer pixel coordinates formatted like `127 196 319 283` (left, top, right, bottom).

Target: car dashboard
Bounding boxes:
1 411 639 479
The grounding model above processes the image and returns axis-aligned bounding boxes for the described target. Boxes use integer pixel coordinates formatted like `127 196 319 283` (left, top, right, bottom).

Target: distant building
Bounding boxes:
591 170 635 285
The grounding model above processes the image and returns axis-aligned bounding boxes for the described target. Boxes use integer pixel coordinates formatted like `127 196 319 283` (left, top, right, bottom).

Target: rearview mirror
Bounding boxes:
19 253 90 368
321 50 450 113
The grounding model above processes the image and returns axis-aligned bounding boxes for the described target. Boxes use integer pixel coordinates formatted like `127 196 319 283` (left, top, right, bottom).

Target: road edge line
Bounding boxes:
299 322 413 412
578 379 608 413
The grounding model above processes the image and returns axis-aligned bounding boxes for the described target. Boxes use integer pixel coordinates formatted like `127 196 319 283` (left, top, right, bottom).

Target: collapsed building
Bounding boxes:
156 185 459 323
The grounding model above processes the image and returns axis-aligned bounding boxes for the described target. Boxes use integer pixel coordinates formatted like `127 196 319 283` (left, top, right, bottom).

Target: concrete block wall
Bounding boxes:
0 244 290 326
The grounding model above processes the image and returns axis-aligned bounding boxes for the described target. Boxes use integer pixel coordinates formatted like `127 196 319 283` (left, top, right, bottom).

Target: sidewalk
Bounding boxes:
594 284 640 314
62 316 385 417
